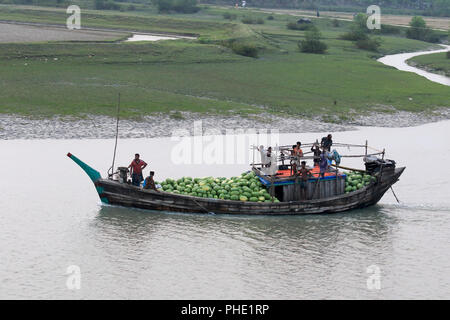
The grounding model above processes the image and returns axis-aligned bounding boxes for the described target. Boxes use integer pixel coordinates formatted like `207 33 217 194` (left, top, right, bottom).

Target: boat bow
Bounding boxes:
67 153 109 203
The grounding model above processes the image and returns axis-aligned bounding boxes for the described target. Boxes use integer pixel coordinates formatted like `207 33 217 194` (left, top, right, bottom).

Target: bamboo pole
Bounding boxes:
330 164 367 173
252 144 255 169
340 152 383 158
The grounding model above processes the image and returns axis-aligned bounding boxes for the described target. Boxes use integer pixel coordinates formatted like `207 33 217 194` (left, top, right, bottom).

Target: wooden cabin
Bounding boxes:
254 167 346 201
251 141 385 202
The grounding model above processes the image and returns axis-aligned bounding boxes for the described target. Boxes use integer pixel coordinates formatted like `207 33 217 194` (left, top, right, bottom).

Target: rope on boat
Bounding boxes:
191 198 215 215
368 146 384 153
390 186 400 204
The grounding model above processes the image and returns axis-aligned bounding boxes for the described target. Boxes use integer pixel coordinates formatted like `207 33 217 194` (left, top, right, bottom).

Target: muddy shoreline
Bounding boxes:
1 109 450 140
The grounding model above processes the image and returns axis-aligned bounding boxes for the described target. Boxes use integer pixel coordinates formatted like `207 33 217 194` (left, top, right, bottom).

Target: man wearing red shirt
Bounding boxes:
128 153 147 186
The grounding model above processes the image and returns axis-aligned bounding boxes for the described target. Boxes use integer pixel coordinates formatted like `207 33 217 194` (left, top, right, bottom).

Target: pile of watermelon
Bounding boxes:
159 171 279 202
344 171 376 193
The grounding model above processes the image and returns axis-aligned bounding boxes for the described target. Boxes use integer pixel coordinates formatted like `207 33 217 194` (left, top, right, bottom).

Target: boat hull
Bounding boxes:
94 167 405 215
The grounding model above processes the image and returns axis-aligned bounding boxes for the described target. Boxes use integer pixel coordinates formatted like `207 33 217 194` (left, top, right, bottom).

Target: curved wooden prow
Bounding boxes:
67 152 101 182
67 153 109 203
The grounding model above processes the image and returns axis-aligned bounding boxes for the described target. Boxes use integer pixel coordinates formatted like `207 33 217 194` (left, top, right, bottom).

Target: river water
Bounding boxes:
1 120 449 299
377 45 450 86
125 34 179 42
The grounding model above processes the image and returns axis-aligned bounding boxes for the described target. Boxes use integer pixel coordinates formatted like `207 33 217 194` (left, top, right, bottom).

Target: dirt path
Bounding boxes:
260 8 449 31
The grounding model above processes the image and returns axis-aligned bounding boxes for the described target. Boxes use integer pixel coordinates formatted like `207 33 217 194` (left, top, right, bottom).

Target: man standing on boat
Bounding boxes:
321 134 333 151
128 153 147 187
319 148 329 177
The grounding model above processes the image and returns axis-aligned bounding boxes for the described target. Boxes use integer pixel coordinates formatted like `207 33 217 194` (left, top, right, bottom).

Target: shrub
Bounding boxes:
423 32 441 43
95 0 120 10
287 21 312 31
223 12 237 20
355 37 381 51
374 24 401 35
256 18 265 24
230 42 259 58
154 0 200 14
299 39 327 54
267 15 275 20
340 28 368 41
241 16 255 24
447 51 450 59
331 18 340 27
298 27 327 54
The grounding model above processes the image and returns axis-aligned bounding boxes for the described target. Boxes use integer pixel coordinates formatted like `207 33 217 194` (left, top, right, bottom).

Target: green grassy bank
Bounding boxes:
407 51 450 77
0 5 448 121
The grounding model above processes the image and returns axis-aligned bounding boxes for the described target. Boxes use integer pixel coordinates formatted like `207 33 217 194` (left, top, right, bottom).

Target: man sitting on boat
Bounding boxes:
128 153 147 187
143 171 159 192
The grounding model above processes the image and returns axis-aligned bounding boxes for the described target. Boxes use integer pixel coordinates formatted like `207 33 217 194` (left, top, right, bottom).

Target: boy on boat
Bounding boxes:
290 145 299 175
143 171 159 192
128 153 147 186
295 141 304 157
311 142 321 167
298 161 312 200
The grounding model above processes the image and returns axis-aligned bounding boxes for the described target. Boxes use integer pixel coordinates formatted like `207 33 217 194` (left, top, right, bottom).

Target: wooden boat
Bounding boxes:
67 142 405 215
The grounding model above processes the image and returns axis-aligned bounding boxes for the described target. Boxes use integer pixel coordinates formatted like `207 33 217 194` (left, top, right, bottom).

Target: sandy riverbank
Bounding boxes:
1 109 449 140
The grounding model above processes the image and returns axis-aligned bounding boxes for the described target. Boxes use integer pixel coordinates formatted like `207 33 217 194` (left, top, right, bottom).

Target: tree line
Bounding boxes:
1 1 449 16
205 0 450 17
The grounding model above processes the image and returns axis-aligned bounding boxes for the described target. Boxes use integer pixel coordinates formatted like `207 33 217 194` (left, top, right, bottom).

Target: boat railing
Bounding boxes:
251 140 386 173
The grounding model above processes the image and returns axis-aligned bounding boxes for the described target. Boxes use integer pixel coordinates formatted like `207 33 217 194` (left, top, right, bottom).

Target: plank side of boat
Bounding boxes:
68 153 405 215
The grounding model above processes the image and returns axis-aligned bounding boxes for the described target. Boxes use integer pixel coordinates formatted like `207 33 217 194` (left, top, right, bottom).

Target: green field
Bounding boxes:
0 4 448 120
407 52 450 77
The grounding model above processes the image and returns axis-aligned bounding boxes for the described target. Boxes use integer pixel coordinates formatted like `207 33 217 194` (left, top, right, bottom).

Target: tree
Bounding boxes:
340 13 369 41
406 16 440 43
298 26 328 54
406 16 428 39
339 13 382 51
